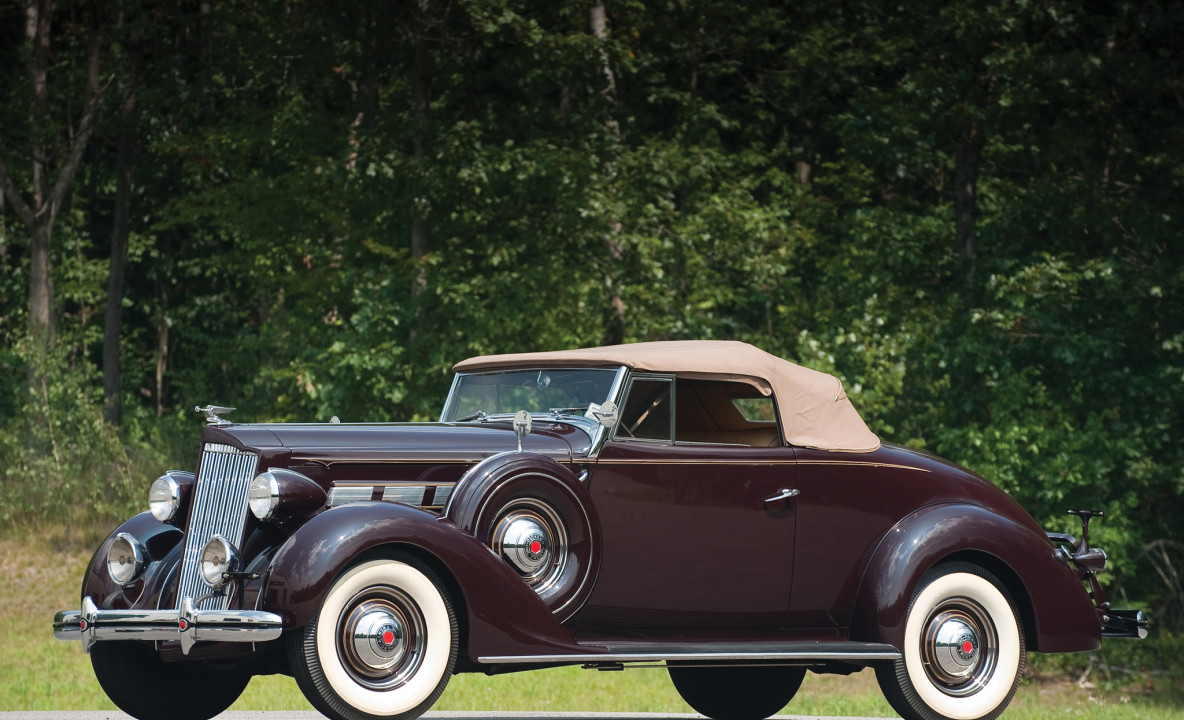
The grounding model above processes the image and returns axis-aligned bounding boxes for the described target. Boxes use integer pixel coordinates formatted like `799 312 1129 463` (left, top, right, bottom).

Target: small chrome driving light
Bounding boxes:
249 472 281 520
107 533 146 585
199 535 239 588
149 474 181 522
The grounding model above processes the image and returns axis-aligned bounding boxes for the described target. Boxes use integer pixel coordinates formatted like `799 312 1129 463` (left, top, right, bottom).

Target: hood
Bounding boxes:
200 421 589 468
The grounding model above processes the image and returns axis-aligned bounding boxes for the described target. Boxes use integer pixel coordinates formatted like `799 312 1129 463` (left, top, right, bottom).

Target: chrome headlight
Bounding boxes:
200 535 239 587
248 472 281 520
107 533 146 585
149 474 181 522
247 468 327 522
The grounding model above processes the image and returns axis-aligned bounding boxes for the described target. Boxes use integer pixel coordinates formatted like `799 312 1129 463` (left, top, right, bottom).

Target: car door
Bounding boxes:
577 374 798 631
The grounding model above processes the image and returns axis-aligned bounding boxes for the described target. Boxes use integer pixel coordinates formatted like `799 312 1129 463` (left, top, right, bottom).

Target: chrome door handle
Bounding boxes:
764 488 800 504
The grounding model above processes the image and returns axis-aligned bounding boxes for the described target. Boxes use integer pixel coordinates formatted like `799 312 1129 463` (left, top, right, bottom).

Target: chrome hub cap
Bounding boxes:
920 601 998 696
496 514 551 577
492 500 568 594
350 603 407 671
338 591 426 689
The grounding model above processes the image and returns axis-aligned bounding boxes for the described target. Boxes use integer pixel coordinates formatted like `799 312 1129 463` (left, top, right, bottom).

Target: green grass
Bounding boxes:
4 534 1182 718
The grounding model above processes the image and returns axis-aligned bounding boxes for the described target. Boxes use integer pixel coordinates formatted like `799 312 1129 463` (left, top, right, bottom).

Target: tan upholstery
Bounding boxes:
676 428 781 447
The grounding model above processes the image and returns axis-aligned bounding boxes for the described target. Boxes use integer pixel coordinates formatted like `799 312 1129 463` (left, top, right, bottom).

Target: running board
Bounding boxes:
477 641 901 665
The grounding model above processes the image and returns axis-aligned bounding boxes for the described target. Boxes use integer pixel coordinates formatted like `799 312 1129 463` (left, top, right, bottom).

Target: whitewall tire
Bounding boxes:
876 562 1026 720
289 553 458 720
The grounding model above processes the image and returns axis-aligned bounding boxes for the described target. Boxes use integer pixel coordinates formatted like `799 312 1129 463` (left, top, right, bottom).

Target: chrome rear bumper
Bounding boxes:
1101 608 1149 639
53 596 283 654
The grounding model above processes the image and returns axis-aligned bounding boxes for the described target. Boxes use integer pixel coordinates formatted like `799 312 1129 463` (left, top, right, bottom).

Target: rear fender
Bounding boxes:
264 501 592 661
849 503 1100 653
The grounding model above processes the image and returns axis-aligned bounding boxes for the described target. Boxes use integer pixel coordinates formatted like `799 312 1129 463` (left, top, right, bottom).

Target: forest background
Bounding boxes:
1 0 1182 680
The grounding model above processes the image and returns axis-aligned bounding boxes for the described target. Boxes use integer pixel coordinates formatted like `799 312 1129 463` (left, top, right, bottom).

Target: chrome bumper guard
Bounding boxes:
53 596 284 654
1101 609 1149 639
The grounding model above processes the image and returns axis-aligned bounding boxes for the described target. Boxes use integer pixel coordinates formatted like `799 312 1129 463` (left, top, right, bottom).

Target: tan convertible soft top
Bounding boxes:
454 340 880 453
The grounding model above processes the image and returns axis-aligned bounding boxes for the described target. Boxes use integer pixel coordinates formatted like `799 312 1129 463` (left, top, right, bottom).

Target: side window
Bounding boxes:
675 379 782 447
732 396 776 422
615 376 673 442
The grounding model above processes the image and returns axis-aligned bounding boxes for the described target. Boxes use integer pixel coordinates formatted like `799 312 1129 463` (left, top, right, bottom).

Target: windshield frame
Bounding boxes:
440 367 628 452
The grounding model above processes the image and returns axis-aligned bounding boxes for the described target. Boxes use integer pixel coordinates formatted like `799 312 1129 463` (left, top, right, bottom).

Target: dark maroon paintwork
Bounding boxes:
263 501 594 661
577 441 796 632
790 444 1099 653
75 375 1103 679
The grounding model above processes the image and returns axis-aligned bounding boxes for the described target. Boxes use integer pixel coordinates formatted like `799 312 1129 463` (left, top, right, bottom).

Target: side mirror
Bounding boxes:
587 401 618 428
514 410 532 452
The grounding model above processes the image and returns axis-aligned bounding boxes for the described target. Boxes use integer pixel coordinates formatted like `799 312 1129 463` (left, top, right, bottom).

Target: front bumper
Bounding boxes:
54 596 283 654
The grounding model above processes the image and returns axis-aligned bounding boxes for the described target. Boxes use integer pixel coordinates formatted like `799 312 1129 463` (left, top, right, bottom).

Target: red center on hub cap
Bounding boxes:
962 640 974 654
530 540 543 554
382 630 395 645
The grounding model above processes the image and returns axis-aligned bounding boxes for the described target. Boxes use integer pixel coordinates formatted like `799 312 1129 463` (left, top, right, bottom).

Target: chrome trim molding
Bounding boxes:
328 486 375 506
326 483 457 509
382 485 426 505
54 595 283 654
294 452 571 468
478 646 902 665
589 367 629 458
581 458 930 472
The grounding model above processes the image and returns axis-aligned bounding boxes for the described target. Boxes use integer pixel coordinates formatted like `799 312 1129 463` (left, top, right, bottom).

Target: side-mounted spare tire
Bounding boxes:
446 452 600 621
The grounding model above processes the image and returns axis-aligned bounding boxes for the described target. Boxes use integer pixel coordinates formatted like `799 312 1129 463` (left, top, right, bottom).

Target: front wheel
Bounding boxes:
668 664 806 720
288 552 458 720
876 562 1026 720
91 642 249 720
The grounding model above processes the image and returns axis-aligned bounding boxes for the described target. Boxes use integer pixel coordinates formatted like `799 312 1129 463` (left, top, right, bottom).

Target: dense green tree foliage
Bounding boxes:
1 0 1182 636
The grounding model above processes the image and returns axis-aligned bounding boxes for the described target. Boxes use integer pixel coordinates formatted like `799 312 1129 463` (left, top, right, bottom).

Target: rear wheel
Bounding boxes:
876 562 1026 720
667 664 806 720
92 641 248 720
288 552 458 720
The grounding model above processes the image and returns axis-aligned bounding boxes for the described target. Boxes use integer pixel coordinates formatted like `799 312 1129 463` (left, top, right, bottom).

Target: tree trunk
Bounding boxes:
199 0 214 120
103 43 139 426
155 288 169 417
409 33 430 342
590 3 626 346
0 0 104 359
27 0 55 343
954 119 980 307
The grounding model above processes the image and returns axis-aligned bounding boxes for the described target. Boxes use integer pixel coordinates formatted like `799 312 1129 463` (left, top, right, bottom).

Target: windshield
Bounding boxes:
442 369 619 422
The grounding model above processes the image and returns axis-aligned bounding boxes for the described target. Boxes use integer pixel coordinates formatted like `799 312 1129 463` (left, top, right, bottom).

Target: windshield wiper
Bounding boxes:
457 410 488 422
548 407 588 417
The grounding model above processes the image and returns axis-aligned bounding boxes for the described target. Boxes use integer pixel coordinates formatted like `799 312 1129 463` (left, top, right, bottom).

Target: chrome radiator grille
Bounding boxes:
176 443 259 610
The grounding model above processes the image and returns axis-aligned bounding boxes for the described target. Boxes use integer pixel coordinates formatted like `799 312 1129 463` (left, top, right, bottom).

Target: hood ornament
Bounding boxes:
195 405 236 426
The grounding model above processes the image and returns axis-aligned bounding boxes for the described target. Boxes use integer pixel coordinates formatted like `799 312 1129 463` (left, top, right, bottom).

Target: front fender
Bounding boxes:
82 512 184 611
849 503 1100 653
263 501 594 661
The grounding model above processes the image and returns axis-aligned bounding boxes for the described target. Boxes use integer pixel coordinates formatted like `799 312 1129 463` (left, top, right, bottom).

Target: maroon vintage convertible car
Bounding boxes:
55 341 1143 720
